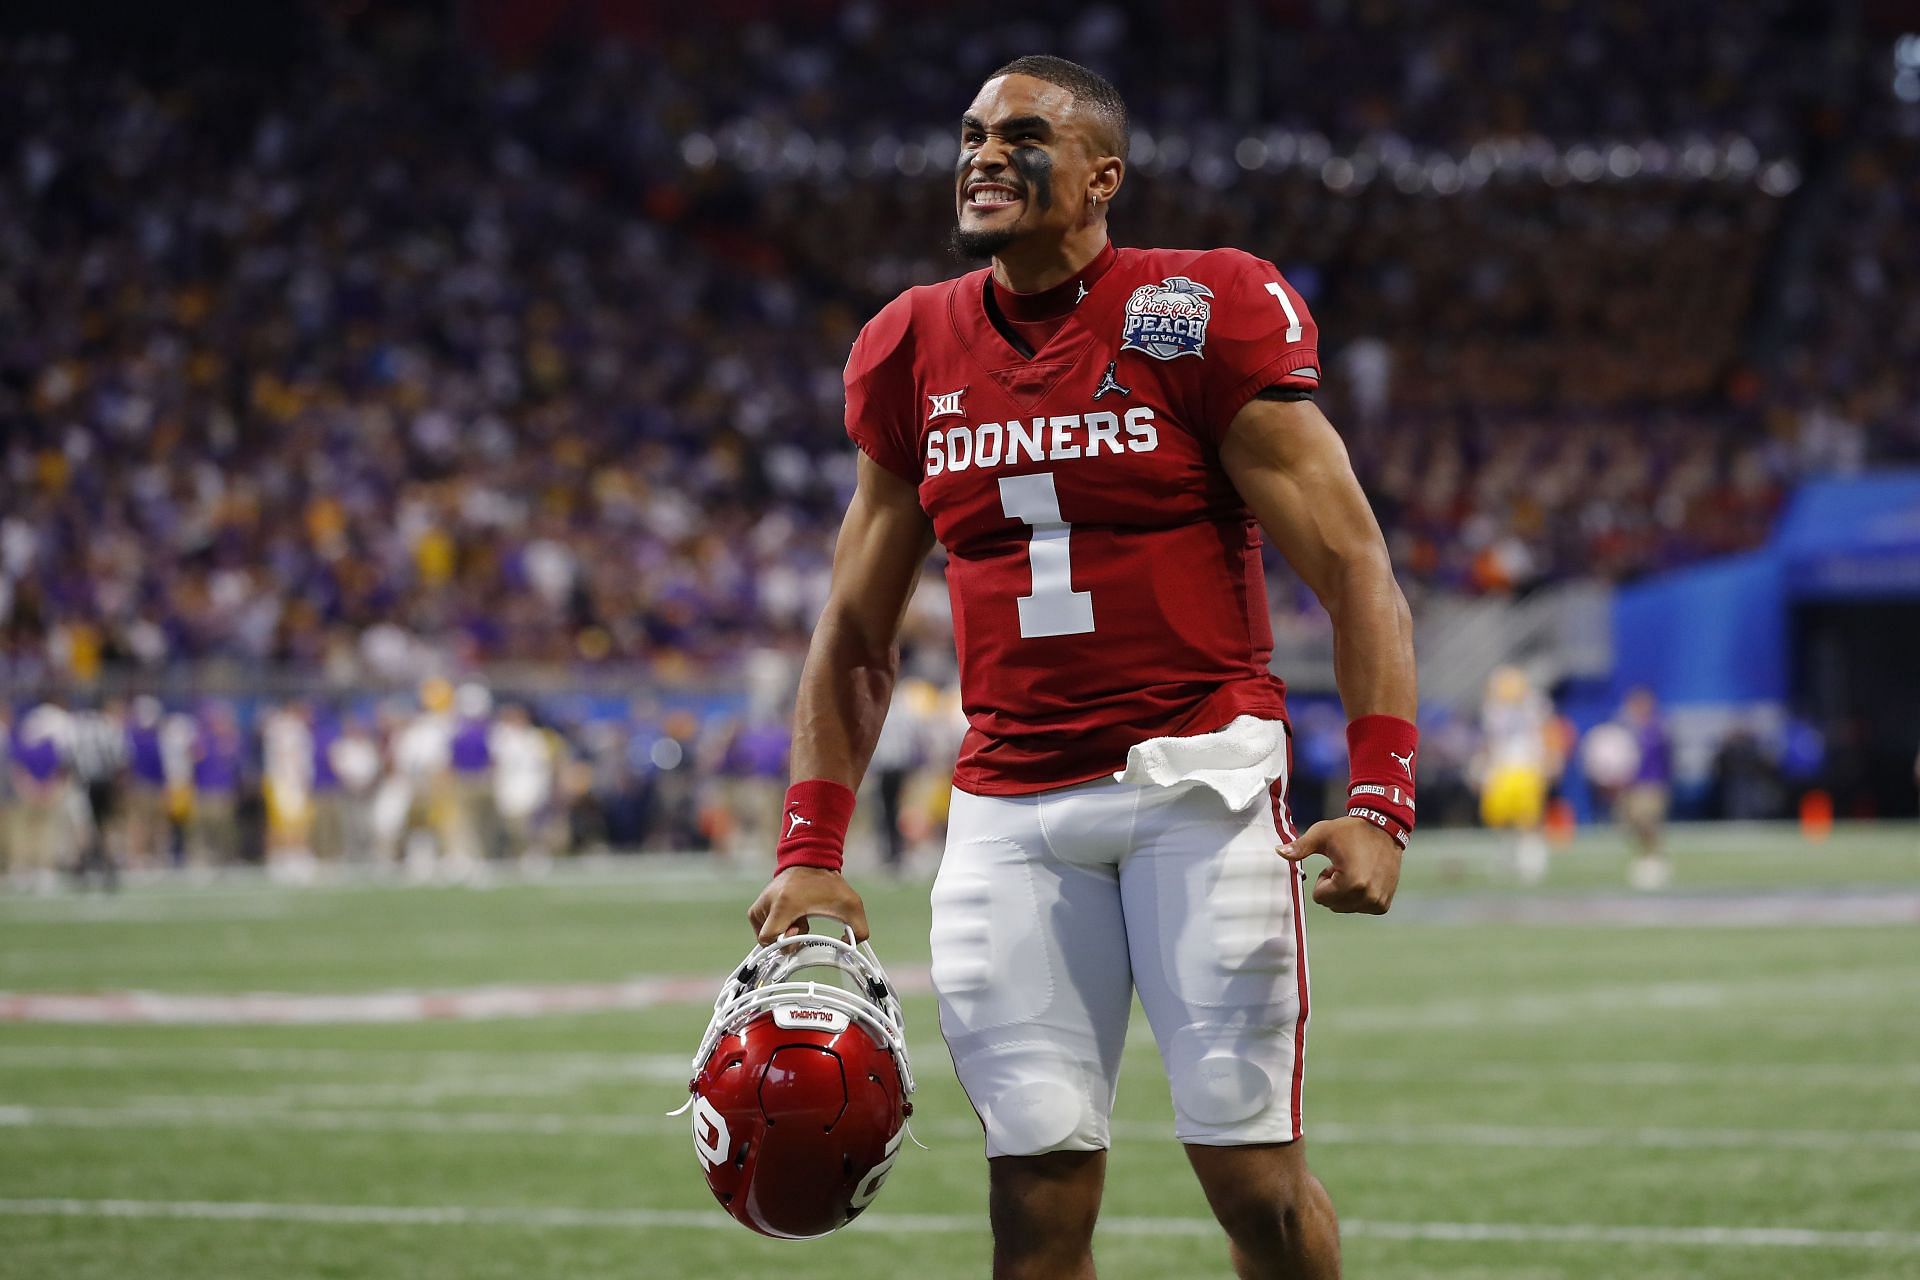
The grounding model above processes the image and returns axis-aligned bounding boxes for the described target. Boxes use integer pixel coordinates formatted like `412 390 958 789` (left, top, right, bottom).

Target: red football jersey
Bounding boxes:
845 245 1322 795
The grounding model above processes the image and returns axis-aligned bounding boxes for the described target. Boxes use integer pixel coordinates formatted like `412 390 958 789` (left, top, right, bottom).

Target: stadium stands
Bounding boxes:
1 3 1915 860
3 7 1913 679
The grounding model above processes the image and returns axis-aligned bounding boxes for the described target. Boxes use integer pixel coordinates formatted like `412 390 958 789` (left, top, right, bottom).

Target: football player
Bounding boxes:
749 56 1416 1280
1475 666 1558 884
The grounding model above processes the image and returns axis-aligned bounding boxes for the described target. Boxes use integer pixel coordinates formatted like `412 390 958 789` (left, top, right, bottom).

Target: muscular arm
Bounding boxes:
1220 396 1414 719
790 453 938 782
750 452 934 941
1220 395 1416 912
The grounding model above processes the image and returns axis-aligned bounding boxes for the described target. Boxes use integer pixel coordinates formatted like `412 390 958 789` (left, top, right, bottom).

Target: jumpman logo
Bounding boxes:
1091 360 1131 400
785 811 813 838
1390 749 1414 778
1074 280 1089 304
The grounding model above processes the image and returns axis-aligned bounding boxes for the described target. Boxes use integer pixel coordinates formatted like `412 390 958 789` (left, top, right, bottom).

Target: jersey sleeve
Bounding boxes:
1195 251 1322 444
843 292 921 483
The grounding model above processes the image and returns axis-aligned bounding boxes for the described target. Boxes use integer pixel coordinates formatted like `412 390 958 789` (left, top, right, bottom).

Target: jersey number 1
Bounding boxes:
999 473 1094 638
1263 282 1304 342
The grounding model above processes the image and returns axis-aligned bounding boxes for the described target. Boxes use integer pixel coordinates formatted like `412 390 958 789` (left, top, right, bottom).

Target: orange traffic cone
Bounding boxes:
1799 790 1833 845
1545 797 1577 847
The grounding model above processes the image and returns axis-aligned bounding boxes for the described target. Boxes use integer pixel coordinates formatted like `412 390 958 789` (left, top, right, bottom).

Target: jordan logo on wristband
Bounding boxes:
1390 749 1414 777
785 811 813 838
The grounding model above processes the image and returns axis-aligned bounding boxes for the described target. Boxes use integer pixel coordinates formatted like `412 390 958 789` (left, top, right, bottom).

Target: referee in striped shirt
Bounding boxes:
68 699 128 891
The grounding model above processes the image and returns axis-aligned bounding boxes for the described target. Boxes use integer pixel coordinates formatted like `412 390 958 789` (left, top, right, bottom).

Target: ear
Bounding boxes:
1086 156 1123 218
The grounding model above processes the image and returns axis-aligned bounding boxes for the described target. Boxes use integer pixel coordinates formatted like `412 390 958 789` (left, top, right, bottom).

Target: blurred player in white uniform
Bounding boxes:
326 716 384 863
9 703 76 891
378 680 468 878
489 703 556 867
262 702 317 880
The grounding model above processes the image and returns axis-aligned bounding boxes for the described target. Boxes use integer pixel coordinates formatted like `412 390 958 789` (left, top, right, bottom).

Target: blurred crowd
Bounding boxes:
0 685 669 887
0 3 1914 687
12 662 1897 888
0 671 982 886
1 685 562 888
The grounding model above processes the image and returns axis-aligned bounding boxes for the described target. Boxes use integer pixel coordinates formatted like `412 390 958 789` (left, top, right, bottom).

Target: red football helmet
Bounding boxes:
678 927 916 1239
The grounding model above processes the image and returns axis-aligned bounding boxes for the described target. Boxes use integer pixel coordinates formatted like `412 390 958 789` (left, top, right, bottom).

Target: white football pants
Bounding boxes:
930 773 1308 1158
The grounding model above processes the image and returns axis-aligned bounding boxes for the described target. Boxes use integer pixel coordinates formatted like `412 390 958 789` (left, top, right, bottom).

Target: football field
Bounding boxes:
2 824 1917 1280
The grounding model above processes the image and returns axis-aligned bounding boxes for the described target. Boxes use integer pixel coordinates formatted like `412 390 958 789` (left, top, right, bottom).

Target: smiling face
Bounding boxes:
953 73 1121 261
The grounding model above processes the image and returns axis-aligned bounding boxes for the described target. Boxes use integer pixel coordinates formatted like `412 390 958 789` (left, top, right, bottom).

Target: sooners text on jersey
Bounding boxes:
845 247 1321 795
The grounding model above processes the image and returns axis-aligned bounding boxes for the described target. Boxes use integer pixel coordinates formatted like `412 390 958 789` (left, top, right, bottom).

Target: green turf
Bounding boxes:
1 823 1917 1279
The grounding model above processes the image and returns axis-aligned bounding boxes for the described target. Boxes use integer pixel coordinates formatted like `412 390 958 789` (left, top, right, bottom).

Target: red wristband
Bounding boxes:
1347 714 1419 836
774 780 857 874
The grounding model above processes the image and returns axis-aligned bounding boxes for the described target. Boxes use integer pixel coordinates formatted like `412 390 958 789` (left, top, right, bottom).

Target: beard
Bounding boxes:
950 222 1021 260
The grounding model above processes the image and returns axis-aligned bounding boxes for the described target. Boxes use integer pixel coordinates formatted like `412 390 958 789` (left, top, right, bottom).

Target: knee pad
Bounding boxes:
983 1078 1091 1157
1165 1025 1279 1128
1172 1053 1275 1127
950 1044 1107 1158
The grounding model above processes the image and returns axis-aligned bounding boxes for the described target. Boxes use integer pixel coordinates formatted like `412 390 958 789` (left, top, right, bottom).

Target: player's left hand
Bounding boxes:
1279 817 1402 914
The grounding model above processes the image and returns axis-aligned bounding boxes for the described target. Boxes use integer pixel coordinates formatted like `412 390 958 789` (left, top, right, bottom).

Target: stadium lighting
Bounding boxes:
679 125 1795 196
1893 35 1919 101
1758 160 1802 197
680 133 717 170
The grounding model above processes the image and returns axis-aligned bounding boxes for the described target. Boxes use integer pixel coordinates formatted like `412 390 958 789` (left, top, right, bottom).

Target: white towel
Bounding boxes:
1112 714 1289 811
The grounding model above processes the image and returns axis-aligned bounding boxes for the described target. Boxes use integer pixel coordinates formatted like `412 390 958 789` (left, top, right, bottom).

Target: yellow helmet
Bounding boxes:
418 677 454 713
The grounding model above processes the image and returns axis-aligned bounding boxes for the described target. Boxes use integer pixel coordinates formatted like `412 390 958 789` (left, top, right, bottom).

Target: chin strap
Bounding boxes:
665 1082 695 1118
904 1116 931 1151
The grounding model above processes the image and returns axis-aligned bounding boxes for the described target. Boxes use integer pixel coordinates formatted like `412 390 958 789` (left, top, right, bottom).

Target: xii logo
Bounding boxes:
927 388 967 421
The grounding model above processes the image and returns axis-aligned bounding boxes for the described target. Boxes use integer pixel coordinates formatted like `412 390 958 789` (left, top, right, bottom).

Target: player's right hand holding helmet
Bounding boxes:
748 865 870 944
675 925 915 1239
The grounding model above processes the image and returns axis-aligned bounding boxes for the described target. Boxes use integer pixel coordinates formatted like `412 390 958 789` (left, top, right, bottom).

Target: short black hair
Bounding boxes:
987 55 1128 160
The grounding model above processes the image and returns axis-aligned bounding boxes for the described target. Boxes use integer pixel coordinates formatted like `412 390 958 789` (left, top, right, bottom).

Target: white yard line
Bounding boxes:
0 899 296 923
4 1043 1915 1089
232 1054 662 1105
127 1077 633 1110
0 1197 1911 1251
1330 1219 1920 1251
1322 1058 1920 1087
0 1042 934 1086
6 963 1910 1027
1337 967 1920 1031
0 1104 651 1137
1300 1121 1920 1153
0 976 739 1024
0 1045 692 1075
0 865 767 904
3 1102 1915 1154
0 965 934 1024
